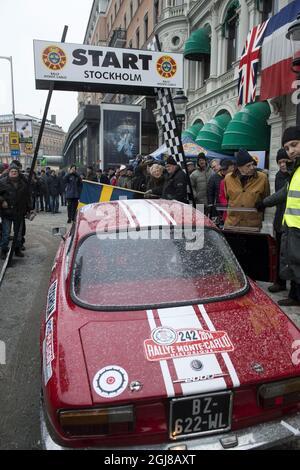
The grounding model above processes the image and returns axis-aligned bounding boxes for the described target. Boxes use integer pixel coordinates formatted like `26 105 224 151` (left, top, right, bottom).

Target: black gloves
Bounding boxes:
255 200 265 211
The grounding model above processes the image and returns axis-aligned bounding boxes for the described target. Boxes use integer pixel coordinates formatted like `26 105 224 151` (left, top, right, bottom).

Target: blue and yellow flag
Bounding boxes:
78 180 144 209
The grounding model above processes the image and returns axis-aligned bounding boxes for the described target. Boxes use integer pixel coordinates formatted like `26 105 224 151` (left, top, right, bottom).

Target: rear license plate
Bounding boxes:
169 391 232 440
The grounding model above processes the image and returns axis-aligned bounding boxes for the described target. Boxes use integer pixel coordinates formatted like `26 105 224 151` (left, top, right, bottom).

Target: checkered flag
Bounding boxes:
147 35 195 206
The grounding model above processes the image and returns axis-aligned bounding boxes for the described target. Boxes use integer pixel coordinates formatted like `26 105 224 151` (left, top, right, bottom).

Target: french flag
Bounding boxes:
260 0 299 101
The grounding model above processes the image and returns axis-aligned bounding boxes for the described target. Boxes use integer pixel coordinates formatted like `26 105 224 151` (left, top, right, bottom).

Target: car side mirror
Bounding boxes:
52 227 67 240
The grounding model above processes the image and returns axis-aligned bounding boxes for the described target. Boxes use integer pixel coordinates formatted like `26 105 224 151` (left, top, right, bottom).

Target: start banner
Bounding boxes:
33 40 184 95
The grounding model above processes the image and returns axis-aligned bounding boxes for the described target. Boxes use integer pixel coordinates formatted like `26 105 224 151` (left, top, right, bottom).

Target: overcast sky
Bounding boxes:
0 0 94 132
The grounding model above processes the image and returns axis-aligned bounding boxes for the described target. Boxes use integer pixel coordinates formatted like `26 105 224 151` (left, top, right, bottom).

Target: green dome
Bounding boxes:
196 113 232 153
184 28 211 61
182 122 203 140
222 101 271 151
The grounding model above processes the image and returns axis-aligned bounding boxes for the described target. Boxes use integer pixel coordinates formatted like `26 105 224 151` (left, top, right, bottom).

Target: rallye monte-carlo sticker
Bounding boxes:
146 306 239 397
144 326 234 362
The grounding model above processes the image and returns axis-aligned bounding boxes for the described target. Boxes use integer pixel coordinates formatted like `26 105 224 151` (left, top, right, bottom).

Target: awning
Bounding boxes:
150 138 233 161
183 28 211 61
182 122 203 140
195 113 232 153
221 101 271 151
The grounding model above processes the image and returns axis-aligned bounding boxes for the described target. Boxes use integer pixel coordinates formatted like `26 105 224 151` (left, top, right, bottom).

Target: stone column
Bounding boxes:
210 5 218 77
216 25 223 76
247 0 256 30
237 0 249 57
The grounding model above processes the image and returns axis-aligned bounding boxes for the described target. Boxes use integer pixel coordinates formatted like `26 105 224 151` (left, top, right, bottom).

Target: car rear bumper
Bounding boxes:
40 405 300 450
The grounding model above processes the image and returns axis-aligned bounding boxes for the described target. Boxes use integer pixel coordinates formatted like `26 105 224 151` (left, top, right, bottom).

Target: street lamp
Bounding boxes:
286 12 300 126
0 56 16 131
173 90 188 136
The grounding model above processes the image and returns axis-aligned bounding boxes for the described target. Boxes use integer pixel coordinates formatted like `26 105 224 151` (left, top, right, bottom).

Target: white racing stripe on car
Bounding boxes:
118 200 137 228
147 200 177 226
198 304 240 388
157 306 227 396
146 310 175 398
122 199 171 227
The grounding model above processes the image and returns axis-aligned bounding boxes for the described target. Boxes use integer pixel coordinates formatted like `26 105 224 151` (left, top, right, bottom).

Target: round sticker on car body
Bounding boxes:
151 326 177 345
93 365 128 398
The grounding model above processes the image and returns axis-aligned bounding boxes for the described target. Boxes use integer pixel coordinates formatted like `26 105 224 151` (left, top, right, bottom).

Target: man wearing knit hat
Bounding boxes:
189 153 213 210
162 156 188 203
260 127 300 306
223 148 270 229
0 164 32 261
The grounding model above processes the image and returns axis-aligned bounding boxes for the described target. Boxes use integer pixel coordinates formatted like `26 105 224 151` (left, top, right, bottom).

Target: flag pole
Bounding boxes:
28 25 68 184
153 34 195 207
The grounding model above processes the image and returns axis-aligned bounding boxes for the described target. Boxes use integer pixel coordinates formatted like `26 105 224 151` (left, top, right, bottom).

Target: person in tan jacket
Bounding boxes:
224 148 270 230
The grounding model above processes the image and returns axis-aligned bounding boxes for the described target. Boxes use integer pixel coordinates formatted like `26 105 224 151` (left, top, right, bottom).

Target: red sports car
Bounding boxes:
40 199 300 449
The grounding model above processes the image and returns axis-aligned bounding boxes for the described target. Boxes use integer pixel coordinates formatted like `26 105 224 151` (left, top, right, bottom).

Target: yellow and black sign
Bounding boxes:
24 143 33 154
9 132 20 149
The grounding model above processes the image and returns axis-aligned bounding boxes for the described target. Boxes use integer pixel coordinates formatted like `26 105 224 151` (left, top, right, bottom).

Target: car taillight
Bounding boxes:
58 405 135 436
258 377 300 409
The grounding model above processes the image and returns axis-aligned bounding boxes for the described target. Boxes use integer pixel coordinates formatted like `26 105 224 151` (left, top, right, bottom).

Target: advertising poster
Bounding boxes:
16 120 33 143
101 105 141 167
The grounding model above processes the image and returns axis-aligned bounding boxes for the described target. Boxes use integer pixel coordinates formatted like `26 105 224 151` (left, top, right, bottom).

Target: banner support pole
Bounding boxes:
28 25 68 184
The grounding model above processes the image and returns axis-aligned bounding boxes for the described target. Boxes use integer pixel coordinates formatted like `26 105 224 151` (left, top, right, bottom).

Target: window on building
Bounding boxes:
259 0 279 21
167 0 184 5
224 3 239 71
130 1 133 20
129 40 133 48
136 28 140 48
203 55 210 82
154 0 159 25
144 14 149 43
124 13 127 29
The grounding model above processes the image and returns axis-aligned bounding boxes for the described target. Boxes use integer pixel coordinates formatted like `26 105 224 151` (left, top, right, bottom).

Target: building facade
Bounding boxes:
155 1 296 186
0 113 66 168
65 0 296 208
64 0 161 167
155 0 297 231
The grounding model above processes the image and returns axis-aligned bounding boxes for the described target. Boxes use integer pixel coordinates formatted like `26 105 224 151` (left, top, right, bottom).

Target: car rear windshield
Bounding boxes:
71 228 248 310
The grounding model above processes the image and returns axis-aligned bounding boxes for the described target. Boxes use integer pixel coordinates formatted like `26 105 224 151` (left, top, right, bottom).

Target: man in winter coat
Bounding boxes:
86 166 98 182
96 169 110 185
48 170 61 214
224 148 270 229
190 153 213 208
263 149 290 294
162 156 188 204
258 127 300 307
64 165 83 223
0 164 32 260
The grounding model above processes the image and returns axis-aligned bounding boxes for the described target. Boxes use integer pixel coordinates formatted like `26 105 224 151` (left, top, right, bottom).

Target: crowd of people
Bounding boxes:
0 125 300 309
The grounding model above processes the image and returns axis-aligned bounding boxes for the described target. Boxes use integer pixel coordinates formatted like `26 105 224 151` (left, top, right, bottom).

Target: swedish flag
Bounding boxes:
78 180 144 209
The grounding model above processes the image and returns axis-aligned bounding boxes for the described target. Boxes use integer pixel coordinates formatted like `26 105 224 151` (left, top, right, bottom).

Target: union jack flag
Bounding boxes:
238 20 269 105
